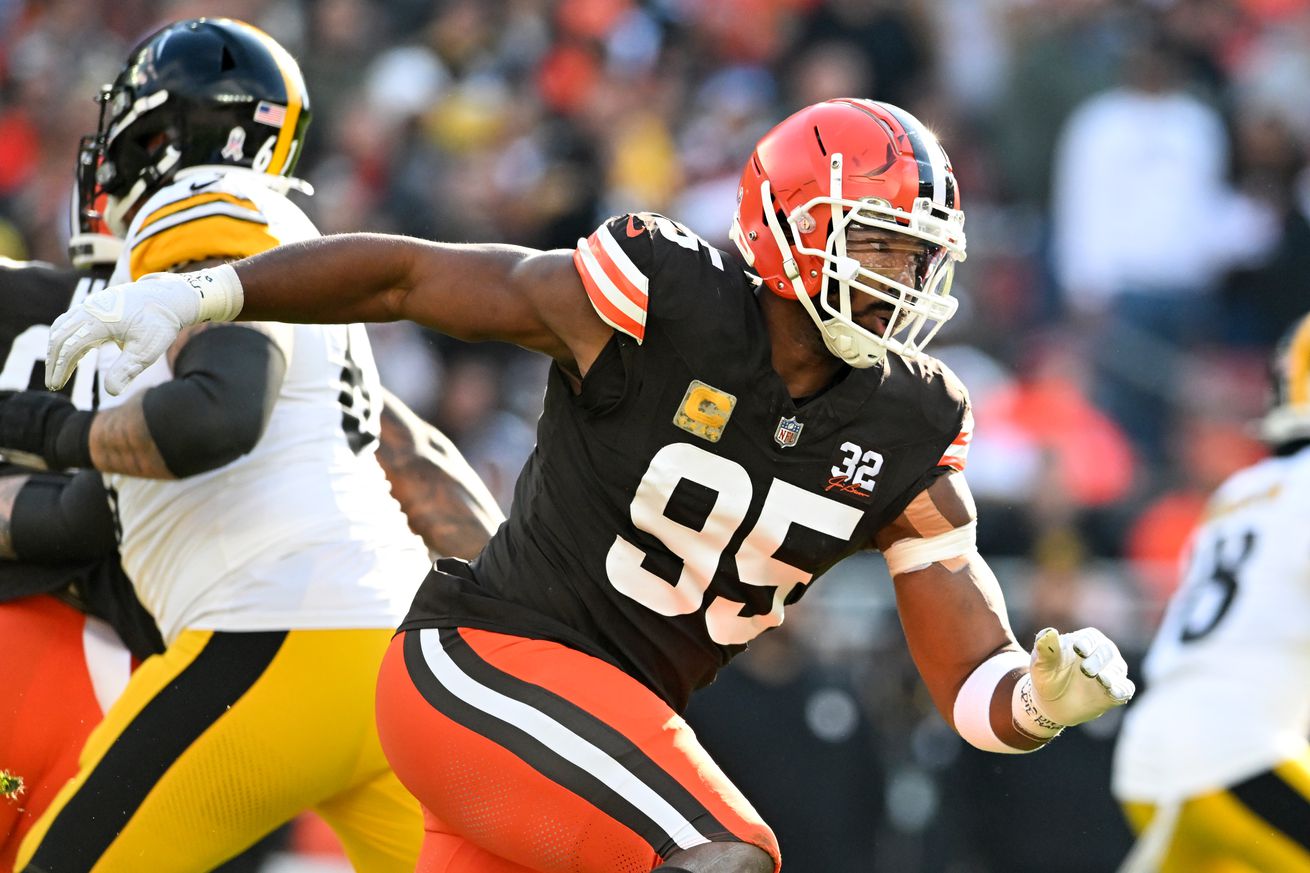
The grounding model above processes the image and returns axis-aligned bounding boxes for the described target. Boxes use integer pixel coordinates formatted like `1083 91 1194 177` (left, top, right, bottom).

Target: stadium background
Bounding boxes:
3 0 1306 869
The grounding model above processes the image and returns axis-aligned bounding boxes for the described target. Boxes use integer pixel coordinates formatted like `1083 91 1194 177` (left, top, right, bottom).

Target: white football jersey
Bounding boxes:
98 166 431 643
1113 445 1310 801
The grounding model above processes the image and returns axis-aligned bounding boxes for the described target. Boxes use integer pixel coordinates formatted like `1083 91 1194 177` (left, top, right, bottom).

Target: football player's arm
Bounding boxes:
0 321 287 478
376 387 505 560
47 235 616 394
0 469 116 562
229 237 612 367
876 472 1134 754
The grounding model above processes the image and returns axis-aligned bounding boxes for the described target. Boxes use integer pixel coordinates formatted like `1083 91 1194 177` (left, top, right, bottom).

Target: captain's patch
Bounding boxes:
674 380 736 443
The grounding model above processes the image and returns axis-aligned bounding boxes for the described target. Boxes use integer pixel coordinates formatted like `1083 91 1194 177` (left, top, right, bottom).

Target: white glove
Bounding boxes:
46 265 243 395
1025 626 1135 728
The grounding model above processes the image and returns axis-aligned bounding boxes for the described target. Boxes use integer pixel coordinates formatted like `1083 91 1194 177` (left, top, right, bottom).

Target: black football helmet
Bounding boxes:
76 17 311 236
1261 310 1310 449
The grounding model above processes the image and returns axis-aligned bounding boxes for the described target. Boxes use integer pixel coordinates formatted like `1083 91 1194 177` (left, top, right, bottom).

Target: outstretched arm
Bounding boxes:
230 237 599 354
47 234 613 394
376 388 505 560
877 472 1133 753
3 322 286 477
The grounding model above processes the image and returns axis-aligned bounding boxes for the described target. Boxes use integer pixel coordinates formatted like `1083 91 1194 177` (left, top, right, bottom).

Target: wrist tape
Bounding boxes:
953 650 1065 754
187 263 244 323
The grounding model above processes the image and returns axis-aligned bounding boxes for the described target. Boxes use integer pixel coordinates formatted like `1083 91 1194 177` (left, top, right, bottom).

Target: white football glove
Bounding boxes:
1025 626 1135 728
46 265 243 395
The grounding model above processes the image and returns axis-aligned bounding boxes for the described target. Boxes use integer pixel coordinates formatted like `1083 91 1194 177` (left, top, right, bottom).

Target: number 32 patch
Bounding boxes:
827 441 884 498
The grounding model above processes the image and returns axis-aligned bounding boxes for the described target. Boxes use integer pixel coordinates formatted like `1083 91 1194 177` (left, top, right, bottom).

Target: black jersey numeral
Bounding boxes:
607 442 862 645
338 331 379 454
1177 531 1256 643
105 482 124 546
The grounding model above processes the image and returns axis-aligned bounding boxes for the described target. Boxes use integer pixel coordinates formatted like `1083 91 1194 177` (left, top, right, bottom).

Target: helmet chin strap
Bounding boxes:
104 145 182 236
103 190 135 238
761 171 888 370
816 321 886 368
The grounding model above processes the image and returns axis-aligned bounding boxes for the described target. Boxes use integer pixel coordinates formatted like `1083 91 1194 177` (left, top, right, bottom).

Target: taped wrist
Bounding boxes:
142 325 285 478
11 470 117 561
952 650 1064 754
186 263 245 323
1014 672 1067 739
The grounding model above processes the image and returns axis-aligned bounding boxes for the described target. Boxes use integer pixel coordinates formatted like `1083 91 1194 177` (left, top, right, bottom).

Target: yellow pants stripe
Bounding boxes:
16 628 421 873
1122 750 1310 873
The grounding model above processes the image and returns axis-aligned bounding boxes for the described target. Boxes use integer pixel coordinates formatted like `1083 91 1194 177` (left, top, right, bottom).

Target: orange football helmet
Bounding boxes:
730 99 966 367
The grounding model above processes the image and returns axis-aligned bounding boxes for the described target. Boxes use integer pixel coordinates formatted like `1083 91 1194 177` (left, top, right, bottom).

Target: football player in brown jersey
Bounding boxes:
47 99 1134 873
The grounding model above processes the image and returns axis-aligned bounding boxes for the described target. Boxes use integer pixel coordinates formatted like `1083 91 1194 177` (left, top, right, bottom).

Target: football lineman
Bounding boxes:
45 98 1135 873
1112 312 1310 873
0 233 165 870
2 19 501 872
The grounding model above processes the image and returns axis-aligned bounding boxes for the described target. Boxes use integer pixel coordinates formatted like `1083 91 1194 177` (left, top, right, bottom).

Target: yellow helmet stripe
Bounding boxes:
1290 313 1310 405
230 20 306 176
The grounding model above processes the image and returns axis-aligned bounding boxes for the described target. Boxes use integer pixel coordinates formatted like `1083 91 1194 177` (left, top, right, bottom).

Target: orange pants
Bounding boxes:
0 595 130 870
375 627 780 873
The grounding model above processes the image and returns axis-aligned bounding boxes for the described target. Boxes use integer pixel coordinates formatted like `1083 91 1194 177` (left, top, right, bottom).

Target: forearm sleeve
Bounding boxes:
11 470 118 561
141 325 287 478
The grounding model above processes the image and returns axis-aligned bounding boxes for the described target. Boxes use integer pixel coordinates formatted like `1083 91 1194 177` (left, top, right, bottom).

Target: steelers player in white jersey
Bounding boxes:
0 19 500 873
1111 311 1310 873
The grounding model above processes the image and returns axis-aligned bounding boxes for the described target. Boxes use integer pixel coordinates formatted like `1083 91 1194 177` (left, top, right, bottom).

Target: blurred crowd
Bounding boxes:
3 0 1308 870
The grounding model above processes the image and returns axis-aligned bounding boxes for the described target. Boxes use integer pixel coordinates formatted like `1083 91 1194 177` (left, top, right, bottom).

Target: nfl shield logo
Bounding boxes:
774 416 803 448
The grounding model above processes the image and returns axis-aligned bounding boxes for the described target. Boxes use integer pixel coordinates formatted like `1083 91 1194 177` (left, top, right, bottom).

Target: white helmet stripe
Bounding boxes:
873 101 952 208
107 90 170 147
922 131 950 207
